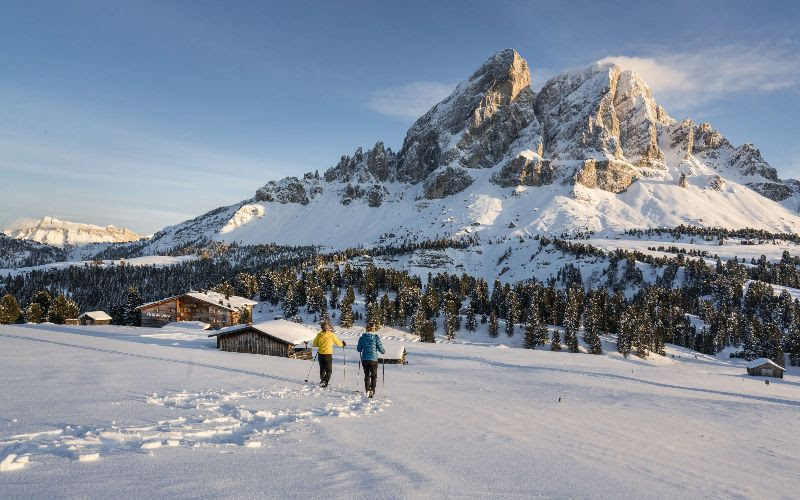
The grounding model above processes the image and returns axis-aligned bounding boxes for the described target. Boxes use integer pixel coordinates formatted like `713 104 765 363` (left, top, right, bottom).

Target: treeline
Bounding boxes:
625 225 800 244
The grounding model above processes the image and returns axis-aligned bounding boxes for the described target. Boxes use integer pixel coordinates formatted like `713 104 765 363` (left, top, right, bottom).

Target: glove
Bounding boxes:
342 341 347 347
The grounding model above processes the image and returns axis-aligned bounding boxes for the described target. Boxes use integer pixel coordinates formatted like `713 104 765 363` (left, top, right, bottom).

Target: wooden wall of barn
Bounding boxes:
218 330 289 357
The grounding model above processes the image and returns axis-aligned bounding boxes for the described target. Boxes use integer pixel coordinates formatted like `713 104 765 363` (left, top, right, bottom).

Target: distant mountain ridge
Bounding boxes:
3 216 141 247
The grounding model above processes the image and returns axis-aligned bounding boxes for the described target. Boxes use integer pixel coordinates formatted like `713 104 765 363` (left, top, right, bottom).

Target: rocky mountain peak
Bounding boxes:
394 49 539 183
4 217 140 247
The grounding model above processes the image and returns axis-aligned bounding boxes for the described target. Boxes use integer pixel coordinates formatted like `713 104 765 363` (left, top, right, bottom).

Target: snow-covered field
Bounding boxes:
1 322 798 498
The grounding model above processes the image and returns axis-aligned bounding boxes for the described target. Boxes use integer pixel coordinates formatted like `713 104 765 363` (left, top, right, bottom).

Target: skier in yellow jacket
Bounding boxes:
312 320 345 387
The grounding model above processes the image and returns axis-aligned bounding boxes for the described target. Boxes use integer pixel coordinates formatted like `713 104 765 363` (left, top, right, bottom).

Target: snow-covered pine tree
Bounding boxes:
380 293 392 325
505 290 518 337
489 310 499 338
563 290 580 353
339 297 354 328
123 287 142 326
617 309 633 357
582 293 603 354
365 301 381 332
329 284 339 309
282 283 299 319
465 302 477 333
550 328 562 352
414 306 435 342
523 307 541 349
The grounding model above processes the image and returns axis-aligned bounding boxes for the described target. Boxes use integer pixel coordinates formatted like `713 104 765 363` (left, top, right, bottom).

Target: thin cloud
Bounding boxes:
599 44 800 110
368 81 456 119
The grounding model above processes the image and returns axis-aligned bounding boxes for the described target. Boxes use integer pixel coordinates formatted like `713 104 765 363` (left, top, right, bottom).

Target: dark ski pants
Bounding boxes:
319 354 333 384
362 360 378 392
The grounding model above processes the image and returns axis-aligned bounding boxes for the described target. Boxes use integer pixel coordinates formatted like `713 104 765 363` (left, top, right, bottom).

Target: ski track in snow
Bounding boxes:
0 386 390 470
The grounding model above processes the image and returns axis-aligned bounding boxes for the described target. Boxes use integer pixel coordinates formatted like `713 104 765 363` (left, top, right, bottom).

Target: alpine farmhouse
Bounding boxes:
136 291 257 329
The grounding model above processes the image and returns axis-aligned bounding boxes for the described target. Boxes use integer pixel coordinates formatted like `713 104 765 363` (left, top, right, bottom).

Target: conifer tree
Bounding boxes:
238 306 252 324
582 293 603 354
31 290 52 319
339 298 354 328
617 310 633 357
563 291 580 352
214 281 235 299
366 301 381 332
123 287 142 326
0 293 21 324
414 306 435 342
523 308 542 349
25 301 44 324
380 293 392 325
282 283 299 319
49 294 79 325
489 310 499 338
505 290 518 337
465 302 477 333
550 328 562 352
329 284 339 310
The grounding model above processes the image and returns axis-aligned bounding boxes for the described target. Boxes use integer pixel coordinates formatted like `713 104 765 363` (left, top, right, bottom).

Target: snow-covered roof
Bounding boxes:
745 358 785 371
79 311 112 321
163 321 210 331
137 290 257 312
379 342 406 360
210 320 317 345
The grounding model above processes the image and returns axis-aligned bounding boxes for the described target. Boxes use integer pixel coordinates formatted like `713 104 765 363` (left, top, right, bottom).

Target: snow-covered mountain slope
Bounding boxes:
135 49 800 254
3 217 141 247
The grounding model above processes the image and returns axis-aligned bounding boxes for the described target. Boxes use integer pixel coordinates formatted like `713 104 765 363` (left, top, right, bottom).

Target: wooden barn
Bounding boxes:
746 358 785 379
136 291 257 329
379 343 407 364
209 320 316 359
78 311 112 325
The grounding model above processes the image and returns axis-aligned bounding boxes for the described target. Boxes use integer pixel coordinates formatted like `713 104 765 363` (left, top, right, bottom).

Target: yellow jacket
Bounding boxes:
313 330 344 355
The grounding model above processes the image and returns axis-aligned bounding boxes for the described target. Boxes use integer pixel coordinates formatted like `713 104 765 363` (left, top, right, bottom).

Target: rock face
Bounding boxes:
491 148 554 187
748 182 794 201
255 177 310 205
708 175 726 191
730 143 778 181
4 217 140 247
534 64 673 166
422 166 474 199
324 142 398 183
575 159 637 193
396 49 540 183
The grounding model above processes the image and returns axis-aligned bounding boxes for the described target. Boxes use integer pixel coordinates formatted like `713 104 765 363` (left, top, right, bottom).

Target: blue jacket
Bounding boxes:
357 333 385 361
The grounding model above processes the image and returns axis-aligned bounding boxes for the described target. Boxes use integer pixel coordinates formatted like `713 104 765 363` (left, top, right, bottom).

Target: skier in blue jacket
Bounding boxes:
356 331 385 398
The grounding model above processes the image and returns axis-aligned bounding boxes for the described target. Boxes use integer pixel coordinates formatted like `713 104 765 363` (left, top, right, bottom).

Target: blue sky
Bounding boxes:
1 0 799 234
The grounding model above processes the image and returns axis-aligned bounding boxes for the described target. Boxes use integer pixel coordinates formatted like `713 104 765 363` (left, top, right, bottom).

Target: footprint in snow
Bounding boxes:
0 386 390 471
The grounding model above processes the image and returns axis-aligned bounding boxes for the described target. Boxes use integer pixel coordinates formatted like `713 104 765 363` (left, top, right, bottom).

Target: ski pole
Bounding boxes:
343 345 346 385
304 353 317 383
382 357 385 388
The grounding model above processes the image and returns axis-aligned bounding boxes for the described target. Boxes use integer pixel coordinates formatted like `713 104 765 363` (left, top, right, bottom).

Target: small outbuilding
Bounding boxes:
746 358 785 379
379 343 407 365
79 311 113 326
209 319 316 359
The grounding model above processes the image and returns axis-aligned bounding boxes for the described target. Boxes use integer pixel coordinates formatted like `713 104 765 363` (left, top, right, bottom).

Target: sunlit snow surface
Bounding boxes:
1 321 798 498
